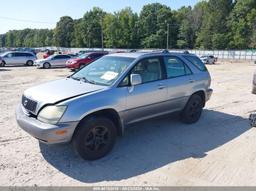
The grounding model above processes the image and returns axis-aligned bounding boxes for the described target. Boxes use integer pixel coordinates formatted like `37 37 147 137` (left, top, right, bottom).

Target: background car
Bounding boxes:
43 49 56 59
66 51 108 70
35 54 72 69
200 55 217 64
0 51 36 67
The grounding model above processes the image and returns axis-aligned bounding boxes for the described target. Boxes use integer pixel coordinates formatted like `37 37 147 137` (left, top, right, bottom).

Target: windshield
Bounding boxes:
71 56 135 86
0 52 7 57
78 53 90 59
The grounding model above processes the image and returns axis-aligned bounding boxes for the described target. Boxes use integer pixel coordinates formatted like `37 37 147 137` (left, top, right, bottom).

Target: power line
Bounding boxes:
0 16 55 24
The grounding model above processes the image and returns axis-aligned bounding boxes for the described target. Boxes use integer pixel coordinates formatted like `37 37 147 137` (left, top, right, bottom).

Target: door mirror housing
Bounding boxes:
130 74 142 86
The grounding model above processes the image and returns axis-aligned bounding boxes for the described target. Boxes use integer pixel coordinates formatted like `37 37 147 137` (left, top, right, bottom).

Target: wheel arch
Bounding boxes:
26 60 34 65
73 108 124 139
191 90 206 107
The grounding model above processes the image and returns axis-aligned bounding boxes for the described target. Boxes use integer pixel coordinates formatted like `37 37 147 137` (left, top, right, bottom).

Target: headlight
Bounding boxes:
38 105 67 125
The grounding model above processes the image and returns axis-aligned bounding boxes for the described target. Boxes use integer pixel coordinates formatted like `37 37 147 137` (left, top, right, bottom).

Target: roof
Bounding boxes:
106 51 196 59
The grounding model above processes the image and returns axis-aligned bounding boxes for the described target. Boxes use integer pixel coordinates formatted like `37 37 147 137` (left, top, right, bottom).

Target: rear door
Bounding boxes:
19 53 29 64
51 55 71 67
163 56 194 111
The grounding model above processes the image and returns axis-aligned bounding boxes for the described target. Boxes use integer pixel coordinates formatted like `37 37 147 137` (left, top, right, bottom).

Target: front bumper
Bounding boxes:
16 104 78 144
206 88 213 101
66 63 79 69
35 62 43 68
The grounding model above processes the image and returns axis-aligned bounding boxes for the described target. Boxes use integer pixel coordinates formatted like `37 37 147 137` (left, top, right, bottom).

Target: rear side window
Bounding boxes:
54 55 70 59
164 56 192 78
184 55 207 71
14 53 23 57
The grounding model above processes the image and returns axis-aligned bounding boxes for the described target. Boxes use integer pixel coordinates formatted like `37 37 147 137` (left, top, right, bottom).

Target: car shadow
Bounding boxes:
0 68 12 72
39 109 250 183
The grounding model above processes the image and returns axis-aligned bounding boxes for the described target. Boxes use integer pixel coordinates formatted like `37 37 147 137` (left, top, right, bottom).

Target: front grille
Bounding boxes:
22 95 37 113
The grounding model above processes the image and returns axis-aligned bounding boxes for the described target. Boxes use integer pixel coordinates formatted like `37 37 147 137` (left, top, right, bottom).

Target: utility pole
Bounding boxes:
167 23 169 50
101 18 104 51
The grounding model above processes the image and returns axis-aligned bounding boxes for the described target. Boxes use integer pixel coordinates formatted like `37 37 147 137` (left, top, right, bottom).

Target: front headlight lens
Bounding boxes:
38 105 67 125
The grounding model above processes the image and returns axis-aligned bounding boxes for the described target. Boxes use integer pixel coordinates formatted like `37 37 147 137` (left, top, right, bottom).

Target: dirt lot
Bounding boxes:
1 61 256 186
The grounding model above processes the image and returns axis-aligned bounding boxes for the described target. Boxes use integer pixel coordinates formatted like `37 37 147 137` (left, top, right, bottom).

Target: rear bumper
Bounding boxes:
206 88 213 101
16 104 78 144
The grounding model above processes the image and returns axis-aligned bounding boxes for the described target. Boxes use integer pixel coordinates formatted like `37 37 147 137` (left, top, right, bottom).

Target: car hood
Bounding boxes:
23 78 106 114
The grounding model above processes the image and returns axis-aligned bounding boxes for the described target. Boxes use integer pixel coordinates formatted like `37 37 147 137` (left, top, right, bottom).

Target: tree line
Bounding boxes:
0 0 255 50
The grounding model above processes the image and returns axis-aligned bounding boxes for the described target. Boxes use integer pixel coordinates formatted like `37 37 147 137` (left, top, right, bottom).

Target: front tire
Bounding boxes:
43 62 51 69
72 117 117 160
0 60 5 67
181 94 204 124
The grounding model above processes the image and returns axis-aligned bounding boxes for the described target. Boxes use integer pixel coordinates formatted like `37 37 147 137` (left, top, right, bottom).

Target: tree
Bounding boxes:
196 0 233 49
228 0 256 49
54 16 74 47
175 6 194 49
139 3 178 48
71 19 85 47
81 7 106 48
103 7 139 48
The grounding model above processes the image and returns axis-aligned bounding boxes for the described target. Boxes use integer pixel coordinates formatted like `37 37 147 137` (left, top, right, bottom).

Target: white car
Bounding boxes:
200 55 217 65
0 51 36 67
35 54 72 69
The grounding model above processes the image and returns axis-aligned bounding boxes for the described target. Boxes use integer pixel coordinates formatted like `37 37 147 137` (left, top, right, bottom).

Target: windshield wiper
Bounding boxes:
71 76 97 85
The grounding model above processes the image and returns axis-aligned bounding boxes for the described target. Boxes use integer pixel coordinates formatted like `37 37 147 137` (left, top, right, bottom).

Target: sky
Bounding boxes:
0 0 199 34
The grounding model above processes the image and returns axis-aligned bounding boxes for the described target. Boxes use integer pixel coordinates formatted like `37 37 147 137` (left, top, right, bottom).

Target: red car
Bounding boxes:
66 52 108 70
43 50 55 59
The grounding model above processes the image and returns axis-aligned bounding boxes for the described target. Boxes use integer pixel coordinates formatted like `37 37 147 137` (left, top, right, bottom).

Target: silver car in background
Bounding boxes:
35 54 73 69
0 51 36 67
16 51 213 160
200 55 217 65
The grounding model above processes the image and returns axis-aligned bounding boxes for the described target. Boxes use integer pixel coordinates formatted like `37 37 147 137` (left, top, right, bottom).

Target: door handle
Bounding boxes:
158 84 166 89
189 79 195 83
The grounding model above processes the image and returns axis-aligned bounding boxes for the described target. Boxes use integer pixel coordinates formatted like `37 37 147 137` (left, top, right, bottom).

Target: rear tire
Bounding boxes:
181 94 204 124
43 62 51 69
72 117 117 160
26 60 34 66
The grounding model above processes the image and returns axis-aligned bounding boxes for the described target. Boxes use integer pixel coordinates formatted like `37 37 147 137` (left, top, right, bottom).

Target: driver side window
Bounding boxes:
131 58 162 84
119 57 162 87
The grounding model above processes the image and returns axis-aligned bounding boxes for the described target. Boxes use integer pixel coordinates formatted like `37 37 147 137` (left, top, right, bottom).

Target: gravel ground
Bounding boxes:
0 61 256 186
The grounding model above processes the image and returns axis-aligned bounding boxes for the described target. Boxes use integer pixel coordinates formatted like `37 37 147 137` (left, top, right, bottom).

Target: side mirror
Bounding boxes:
130 74 142 86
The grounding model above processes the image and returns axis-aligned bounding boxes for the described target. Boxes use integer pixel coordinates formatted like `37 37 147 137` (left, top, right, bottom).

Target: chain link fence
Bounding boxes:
1 47 256 60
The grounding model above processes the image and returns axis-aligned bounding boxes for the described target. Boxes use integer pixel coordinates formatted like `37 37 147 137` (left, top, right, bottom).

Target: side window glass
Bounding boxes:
119 76 129 87
131 58 162 84
184 55 207 71
164 57 187 78
7 53 12 58
14 53 22 57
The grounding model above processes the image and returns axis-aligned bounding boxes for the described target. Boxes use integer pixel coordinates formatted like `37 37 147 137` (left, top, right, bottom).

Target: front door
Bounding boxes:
123 57 168 124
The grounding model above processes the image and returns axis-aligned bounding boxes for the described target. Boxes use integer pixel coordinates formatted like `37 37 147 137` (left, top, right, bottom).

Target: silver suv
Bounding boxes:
0 51 36 66
16 51 213 160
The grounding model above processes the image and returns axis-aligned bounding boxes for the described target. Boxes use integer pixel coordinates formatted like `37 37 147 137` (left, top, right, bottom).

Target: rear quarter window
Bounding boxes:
184 55 207 71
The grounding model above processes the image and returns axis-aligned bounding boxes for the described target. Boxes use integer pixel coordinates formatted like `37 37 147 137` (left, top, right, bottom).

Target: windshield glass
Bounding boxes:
0 52 7 57
78 53 90 59
71 56 135 86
